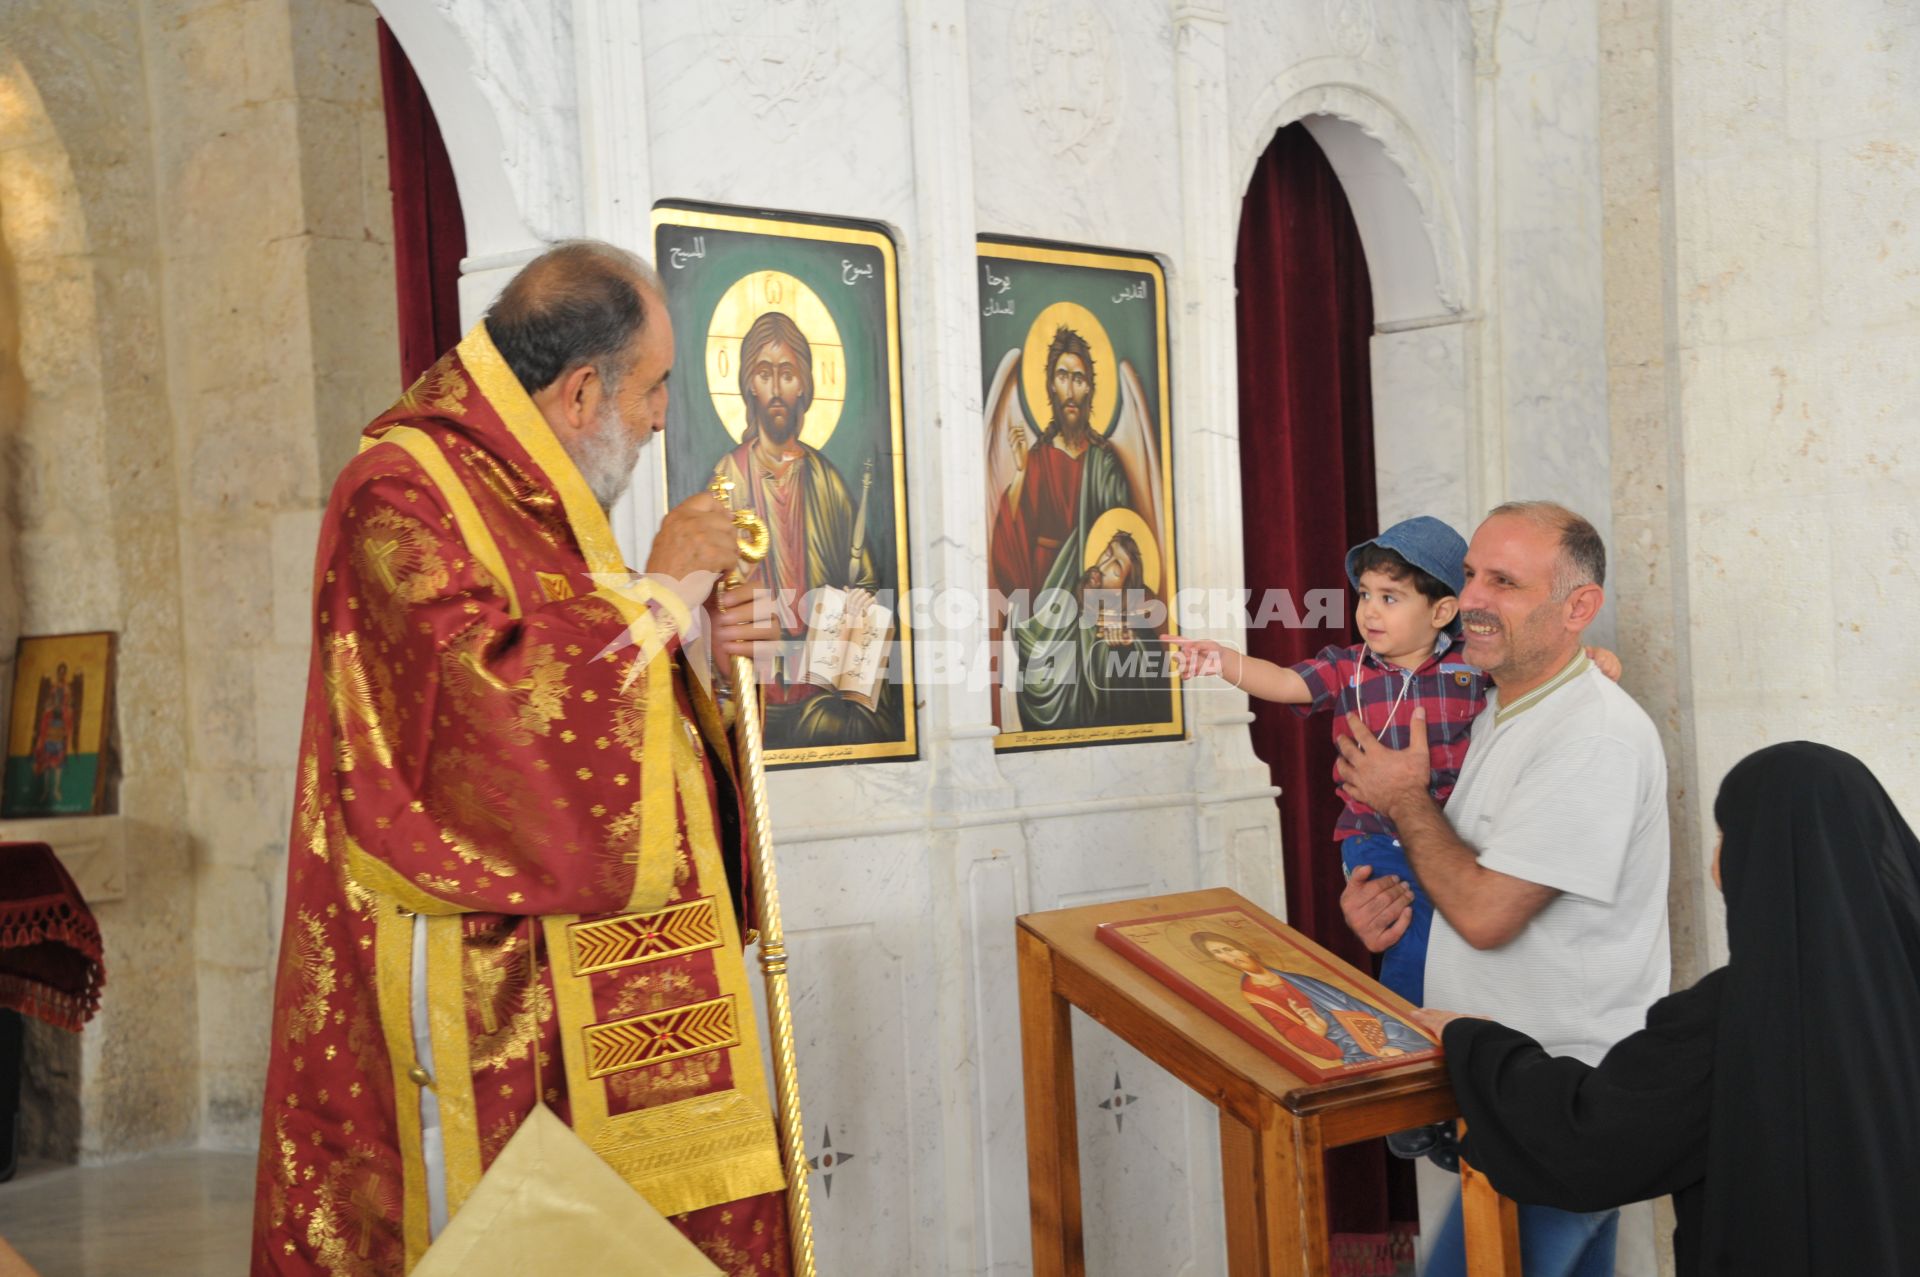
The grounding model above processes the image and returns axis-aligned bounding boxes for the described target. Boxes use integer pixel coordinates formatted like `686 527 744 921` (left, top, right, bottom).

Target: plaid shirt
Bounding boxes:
1289 631 1488 840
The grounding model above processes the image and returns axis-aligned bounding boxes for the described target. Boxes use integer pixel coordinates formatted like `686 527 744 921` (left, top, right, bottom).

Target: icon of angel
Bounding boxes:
985 302 1168 732
983 302 1165 611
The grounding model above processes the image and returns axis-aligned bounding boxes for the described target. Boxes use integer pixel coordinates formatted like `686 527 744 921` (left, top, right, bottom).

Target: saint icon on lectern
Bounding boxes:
1190 931 1427 1067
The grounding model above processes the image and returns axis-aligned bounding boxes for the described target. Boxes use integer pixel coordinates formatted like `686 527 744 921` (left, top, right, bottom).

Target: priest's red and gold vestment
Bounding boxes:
250 326 789 1275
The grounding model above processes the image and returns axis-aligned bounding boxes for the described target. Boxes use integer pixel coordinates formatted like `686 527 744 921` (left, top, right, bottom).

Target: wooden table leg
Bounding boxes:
1278 1105 1331 1277
1017 927 1083 1277
1230 1097 1320 1277
1459 1140 1522 1276
1219 1112 1262 1277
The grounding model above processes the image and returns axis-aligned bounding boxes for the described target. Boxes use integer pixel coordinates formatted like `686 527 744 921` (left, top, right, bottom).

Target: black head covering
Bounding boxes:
1704 742 1920 1274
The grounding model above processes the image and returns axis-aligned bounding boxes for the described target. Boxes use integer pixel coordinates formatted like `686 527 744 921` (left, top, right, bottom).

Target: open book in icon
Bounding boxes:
802 587 894 710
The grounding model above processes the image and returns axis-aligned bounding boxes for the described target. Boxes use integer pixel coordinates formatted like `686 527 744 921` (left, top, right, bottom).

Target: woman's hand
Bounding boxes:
1411 1007 1484 1038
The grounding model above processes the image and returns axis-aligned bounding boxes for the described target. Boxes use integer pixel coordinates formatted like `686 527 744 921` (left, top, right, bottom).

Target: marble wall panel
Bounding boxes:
1370 324 1473 535
1815 136 1920 330
1682 495 1838 709
1666 0 1788 164
1815 325 1920 494
1491 0 1613 536
1071 1011 1204 1276
1672 147 1820 349
1665 0 1920 993
965 851 1028 1274
1825 490 1920 708
1604 357 1668 523
426 0 579 240
781 923 916 1274
641 0 918 233
967 0 1182 251
1782 0 1920 142
746 818 952 1269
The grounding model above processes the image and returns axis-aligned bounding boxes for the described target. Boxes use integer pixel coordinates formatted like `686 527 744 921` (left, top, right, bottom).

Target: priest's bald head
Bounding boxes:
485 240 673 510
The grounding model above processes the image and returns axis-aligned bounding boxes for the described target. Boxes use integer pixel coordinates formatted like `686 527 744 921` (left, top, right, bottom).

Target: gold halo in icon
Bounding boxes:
1021 300 1118 437
706 270 845 448
1083 506 1160 596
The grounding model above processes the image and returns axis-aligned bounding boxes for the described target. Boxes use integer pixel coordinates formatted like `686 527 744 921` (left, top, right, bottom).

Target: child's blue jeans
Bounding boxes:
1340 832 1432 1004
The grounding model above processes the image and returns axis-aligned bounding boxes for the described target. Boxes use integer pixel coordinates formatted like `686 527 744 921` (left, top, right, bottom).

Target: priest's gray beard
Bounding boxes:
570 397 645 512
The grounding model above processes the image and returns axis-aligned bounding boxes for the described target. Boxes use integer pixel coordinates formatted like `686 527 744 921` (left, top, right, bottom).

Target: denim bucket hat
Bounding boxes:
1344 516 1468 598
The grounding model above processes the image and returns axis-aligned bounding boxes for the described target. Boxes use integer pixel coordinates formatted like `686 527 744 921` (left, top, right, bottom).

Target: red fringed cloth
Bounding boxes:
1332 1225 1417 1277
0 842 105 1031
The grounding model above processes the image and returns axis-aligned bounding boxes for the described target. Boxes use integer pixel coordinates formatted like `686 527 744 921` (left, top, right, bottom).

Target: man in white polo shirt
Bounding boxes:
1334 501 1669 1277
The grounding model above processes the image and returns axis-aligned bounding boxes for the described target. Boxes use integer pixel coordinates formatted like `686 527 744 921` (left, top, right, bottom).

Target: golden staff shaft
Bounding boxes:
711 476 817 1277
728 650 816 1277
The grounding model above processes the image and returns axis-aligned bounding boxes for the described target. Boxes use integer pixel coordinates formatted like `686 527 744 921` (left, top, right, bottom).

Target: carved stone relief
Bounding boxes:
1468 0 1503 74
1324 0 1377 59
704 0 840 140
1012 0 1122 163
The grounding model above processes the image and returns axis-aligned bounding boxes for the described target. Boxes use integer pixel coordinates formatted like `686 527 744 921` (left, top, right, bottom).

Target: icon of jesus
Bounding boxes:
1190 931 1427 1066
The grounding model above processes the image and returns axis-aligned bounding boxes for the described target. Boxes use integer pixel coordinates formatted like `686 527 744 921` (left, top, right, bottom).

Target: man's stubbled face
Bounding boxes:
746 338 807 448
1048 350 1092 437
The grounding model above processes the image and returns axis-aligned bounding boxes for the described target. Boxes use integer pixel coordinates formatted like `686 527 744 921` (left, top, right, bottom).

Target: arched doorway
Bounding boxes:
377 18 467 384
1233 120 1415 1274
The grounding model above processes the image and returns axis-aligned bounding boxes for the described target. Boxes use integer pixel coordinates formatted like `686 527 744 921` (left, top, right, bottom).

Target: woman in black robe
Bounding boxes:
1417 742 1920 1275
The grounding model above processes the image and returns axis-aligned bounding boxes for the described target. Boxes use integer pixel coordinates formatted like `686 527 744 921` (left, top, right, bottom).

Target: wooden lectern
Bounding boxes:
1017 887 1521 1276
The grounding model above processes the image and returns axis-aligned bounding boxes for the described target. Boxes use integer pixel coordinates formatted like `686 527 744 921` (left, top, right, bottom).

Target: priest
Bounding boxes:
250 241 790 1275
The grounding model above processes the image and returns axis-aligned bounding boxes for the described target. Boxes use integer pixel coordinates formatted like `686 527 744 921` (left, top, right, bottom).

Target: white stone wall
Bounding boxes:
1664 0 1920 968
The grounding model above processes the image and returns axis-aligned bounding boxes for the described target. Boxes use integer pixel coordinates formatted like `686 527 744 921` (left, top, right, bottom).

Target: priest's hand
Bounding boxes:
1340 865 1414 953
708 583 778 663
1335 708 1430 821
645 491 744 610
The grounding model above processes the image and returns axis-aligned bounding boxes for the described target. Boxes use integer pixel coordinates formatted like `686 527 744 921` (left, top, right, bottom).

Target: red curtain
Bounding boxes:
378 20 468 386
1235 124 1416 1272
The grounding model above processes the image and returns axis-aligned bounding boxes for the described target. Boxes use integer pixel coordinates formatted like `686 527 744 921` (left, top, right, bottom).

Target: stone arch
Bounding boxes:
1235 62 1469 327
0 46 118 660
370 0 545 266
1233 60 1480 547
371 0 546 279
0 11 202 1161
0 41 117 1163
